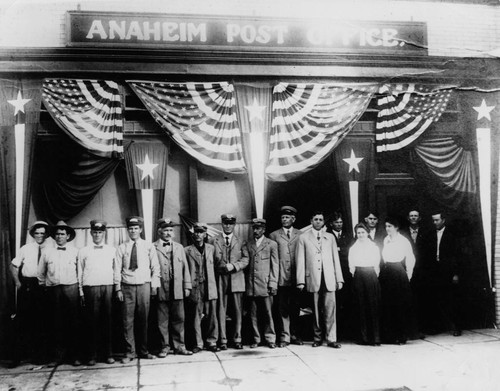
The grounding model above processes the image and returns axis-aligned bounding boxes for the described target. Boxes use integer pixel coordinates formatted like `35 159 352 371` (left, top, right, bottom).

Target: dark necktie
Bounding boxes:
225 236 229 246
286 230 290 239
37 246 42 264
57 247 66 251
129 242 138 271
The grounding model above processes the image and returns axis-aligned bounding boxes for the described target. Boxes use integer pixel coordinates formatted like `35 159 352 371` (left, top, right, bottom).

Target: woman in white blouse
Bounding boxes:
348 222 381 346
380 216 416 345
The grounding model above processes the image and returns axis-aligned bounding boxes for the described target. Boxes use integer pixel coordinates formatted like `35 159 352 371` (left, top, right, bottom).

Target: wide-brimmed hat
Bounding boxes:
28 221 50 238
51 221 76 242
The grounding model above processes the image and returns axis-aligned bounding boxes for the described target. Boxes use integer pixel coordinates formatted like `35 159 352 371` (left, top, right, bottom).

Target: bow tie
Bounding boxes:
163 242 171 247
57 247 66 251
94 245 103 249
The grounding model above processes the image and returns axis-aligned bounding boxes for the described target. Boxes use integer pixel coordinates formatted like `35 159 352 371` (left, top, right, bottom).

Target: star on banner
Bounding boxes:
343 149 364 173
8 91 31 115
473 99 495 121
136 154 158 181
245 98 266 121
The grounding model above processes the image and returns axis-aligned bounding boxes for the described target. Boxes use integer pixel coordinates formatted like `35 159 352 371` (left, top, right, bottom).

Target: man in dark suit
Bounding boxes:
364 211 385 249
296 211 344 348
212 214 249 350
423 211 462 336
245 218 279 349
327 211 353 341
269 206 303 347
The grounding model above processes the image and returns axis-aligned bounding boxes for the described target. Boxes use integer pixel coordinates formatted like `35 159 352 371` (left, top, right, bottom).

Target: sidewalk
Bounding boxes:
1 329 500 391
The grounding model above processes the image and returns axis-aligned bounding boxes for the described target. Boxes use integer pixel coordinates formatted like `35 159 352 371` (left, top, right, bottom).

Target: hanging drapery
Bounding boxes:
266 83 377 182
124 142 169 242
42 79 124 158
376 84 453 153
410 136 477 210
128 81 246 174
234 83 273 218
32 137 122 223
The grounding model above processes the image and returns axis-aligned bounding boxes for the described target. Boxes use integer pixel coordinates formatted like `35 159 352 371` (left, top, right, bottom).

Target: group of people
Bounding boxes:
9 206 462 368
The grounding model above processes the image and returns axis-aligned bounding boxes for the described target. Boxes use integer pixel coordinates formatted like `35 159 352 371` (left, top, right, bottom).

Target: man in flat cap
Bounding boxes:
269 206 304 347
184 223 219 353
10 221 53 366
212 214 249 350
115 216 160 363
296 211 344 349
154 218 192 357
246 218 279 349
77 220 117 365
38 221 81 366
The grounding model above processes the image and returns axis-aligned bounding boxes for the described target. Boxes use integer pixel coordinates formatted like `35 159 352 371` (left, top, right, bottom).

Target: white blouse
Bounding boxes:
382 233 416 280
348 240 381 276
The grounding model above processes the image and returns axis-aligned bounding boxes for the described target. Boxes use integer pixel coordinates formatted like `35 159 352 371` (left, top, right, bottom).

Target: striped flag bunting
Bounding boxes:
128 81 247 174
42 79 124 158
266 83 377 182
178 214 222 240
376 84 453 152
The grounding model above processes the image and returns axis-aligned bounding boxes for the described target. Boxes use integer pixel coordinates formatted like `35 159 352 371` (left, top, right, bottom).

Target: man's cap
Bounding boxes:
28 221 49 238
280 206 297 216
51 220 76 242
90 219 107 231
221 214 236 224
193 222 208 233
252 218 266 228
126 216 144 228
157 218 174 229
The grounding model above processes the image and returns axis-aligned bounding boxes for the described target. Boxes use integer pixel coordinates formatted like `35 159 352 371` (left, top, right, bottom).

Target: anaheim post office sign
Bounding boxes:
67 11 427 55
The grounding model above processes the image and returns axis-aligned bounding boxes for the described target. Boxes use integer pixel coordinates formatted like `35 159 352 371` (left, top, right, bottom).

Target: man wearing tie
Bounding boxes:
38 221 80 367
246 218 279 349
154 218 192 357
364 211 385 249
115 216 160 363
423 211 462 336
212 214 249 350
269 206 303 347
10 221 52 367
77 220 117 365
296 211 344 348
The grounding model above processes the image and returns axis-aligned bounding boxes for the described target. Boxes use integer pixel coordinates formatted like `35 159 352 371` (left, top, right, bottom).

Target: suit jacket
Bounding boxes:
245 237 279 297
422 227 460 283
184 243 218 302
401 225 427 280
269 227 302 287
154 240 192 301
369 226 386 249
212 234 249 293
330 229 353 282
296 229 344 293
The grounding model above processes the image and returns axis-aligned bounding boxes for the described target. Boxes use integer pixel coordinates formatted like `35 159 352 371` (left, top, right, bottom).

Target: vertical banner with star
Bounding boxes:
125 142 169 242
332 138 374 233
234 83 273 218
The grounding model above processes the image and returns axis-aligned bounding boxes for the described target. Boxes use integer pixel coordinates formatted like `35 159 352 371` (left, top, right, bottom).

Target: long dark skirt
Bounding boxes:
379 261 412 344
353 267 381 345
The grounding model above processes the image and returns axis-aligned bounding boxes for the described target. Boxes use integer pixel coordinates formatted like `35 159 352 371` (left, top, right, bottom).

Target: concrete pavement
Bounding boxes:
1 329 500 391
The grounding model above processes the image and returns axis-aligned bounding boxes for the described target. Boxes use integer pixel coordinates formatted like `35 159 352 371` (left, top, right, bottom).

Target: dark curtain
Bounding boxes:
32 136 121 223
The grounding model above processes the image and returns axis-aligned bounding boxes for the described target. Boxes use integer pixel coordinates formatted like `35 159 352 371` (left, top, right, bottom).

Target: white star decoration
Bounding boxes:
343 149 364 173
244 98 266 121
8 91 31 115
136 154 158 181
473 99 495 121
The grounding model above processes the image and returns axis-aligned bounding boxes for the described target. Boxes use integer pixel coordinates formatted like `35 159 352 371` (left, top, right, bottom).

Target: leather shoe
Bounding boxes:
219 344 228 351
250 343 258 348
207 345 220 352
327 342 341 349
157 348 169 358
234 343 243 350
291 338 304 346
175 348 193 356
121 356 133 364
312 341 323 347
278 342 289 348
140 353 156 360
87 359 96 366
192 347 202 354
268 343 276 349
106 357 115 364
73 360 81 367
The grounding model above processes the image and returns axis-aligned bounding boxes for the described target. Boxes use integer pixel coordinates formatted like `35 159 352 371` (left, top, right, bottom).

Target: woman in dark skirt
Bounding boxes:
348 222 381 346
380 216 415 345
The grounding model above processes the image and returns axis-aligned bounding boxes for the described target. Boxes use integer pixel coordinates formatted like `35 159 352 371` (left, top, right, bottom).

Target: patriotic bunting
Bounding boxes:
266 83 376 182
128 81 247 174
376 84 453 153
42 79 124 158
